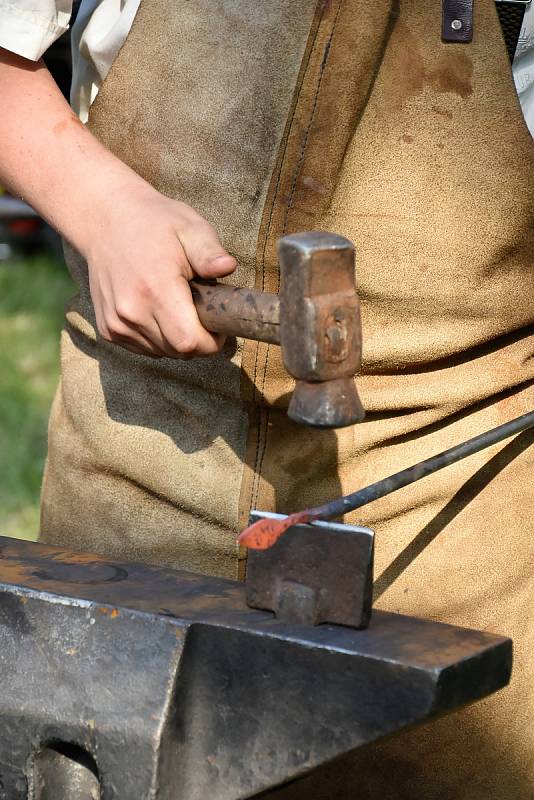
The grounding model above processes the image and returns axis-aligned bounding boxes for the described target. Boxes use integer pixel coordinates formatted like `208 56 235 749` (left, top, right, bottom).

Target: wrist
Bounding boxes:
67 163 157 260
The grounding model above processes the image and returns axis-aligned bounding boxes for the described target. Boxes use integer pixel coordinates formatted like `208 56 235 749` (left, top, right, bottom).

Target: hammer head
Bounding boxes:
278 231 364 428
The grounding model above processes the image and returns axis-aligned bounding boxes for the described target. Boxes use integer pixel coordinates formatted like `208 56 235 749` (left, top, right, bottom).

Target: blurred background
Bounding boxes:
1 32 74 540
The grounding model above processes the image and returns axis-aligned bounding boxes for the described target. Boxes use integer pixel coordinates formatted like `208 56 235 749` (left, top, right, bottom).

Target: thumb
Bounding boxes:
178 218 237 280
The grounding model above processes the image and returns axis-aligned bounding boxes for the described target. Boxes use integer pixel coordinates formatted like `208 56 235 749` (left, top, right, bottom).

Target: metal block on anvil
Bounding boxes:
245 512 374 628
0 536 511 800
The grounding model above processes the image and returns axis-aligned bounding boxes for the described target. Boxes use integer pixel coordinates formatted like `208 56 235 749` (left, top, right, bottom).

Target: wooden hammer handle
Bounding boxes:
190 280 280 345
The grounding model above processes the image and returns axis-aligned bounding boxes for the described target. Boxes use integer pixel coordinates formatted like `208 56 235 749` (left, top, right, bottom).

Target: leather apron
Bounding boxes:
40 0 534 796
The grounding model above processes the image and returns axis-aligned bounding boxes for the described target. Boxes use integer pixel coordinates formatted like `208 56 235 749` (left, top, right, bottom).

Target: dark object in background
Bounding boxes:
0 195 51 258
0 191 63 259
0 27 73 259
495 0 529 63
43 25 73 101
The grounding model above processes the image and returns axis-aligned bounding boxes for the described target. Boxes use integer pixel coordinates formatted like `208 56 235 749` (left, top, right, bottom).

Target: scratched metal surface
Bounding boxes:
0 535 510 669
0 535 512 799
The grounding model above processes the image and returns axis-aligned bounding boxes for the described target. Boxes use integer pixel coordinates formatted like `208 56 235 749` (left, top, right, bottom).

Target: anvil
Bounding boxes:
0 527 511 800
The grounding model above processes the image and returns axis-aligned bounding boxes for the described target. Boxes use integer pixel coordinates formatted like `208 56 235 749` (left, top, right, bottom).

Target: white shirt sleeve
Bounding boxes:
513 2 534 138
0 0 72 61
71 0 141 121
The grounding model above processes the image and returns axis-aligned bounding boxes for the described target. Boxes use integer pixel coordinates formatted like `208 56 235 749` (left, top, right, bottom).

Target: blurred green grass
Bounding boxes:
0 255 73 539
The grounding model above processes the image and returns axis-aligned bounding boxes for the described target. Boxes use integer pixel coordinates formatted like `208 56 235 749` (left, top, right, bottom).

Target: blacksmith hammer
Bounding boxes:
190 231 364 428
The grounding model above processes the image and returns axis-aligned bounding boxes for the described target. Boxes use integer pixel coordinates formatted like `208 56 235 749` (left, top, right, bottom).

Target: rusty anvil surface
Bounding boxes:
0 536 511 800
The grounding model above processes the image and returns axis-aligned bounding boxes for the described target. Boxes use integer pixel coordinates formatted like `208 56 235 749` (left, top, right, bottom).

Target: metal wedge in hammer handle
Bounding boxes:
239 409 534 549
190 231 365 429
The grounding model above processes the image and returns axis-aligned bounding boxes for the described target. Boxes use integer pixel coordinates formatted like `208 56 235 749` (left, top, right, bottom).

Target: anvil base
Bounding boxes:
0 537 511 800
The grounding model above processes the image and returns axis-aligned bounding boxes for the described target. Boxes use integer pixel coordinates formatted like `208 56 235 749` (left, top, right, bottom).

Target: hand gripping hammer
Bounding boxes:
190 231 364 428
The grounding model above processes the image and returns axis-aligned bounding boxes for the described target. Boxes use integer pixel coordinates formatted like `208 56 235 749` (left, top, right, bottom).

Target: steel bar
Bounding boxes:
318 408 534 518
240 409 534 549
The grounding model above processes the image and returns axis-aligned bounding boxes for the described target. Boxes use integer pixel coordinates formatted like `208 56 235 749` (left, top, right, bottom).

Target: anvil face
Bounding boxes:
0 537 511 800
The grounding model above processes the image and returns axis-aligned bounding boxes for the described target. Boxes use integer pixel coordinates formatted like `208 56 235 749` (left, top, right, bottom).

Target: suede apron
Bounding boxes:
40 0 534 797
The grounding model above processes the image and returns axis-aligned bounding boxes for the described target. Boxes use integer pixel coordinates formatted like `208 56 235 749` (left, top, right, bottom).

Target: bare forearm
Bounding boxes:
0 48 146 256
0 47 236 358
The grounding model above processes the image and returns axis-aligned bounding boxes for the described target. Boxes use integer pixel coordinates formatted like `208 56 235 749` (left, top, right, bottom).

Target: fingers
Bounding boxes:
94 279 224 359
175 205 237 280
112 339 162 359
100 315 166 358
87 195 237 359
154 275 225 357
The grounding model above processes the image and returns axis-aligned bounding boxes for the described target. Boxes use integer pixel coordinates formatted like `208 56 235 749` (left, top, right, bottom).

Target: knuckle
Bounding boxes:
115 299 142 325
196 340 219 357
118 280 160 316
202 338 219 355
136 278 157 302
106 318 127 339
114 299 133 321
99 326 113 342
175 334 198 355
174 201 198 224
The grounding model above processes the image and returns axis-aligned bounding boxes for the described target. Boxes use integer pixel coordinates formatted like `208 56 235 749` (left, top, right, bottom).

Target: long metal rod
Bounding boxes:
318 409 534 519
239 410 534 549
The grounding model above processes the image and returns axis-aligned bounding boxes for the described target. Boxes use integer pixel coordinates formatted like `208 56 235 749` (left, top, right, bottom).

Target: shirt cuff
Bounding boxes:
0 2 69 61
